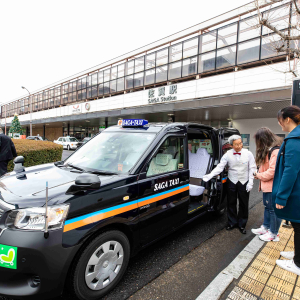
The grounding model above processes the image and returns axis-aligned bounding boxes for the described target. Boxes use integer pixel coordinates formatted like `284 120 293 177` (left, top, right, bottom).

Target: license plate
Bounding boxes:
0 244 17 269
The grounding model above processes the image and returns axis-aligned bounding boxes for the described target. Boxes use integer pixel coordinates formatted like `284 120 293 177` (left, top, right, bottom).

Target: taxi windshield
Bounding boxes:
64 131 155 174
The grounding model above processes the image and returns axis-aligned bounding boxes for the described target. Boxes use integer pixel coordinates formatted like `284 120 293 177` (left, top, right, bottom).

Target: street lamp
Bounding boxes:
21 86 32 136
0 103 6 135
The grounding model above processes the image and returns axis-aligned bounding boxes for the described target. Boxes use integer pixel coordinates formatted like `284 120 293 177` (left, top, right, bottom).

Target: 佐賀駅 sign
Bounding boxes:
148 85 177 104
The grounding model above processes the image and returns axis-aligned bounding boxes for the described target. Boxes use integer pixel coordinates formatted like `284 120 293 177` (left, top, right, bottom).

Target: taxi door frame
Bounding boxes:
214 128 228 211
137 133 190 246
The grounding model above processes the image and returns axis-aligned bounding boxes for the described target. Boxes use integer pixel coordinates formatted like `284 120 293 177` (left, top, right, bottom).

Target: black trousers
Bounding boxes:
227 179 250 228
0 161 8 177
291 222 300 268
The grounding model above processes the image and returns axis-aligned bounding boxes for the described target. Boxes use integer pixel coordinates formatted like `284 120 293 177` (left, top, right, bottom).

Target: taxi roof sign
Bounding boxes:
119 119 148 127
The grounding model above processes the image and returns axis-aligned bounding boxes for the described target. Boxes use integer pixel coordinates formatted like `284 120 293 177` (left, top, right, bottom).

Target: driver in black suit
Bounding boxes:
0 128 17 176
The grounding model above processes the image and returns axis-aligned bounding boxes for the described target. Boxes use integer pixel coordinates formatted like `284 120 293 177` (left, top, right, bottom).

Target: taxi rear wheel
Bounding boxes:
69 230 130 300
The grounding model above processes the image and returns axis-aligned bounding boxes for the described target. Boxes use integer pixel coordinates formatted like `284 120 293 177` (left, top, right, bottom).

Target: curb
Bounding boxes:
195 235 265 300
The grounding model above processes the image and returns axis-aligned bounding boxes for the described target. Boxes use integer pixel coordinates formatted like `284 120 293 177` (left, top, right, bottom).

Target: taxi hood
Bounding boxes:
0 163 116 208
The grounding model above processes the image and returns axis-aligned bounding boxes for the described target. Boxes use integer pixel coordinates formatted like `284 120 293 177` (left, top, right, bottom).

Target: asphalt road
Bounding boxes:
0 150 264 300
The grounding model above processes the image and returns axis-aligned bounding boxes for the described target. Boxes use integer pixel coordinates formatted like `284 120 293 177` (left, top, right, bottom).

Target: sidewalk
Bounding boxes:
221 225 298 300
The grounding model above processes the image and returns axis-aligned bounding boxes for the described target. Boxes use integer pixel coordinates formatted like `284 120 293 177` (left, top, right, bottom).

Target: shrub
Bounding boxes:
8 139 63 172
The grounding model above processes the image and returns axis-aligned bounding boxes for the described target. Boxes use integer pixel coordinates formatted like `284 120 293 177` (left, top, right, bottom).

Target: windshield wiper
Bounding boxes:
88 170 118 175
64 163 85 172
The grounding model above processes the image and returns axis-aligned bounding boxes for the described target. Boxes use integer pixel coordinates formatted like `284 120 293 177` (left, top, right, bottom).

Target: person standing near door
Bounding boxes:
251 127 282 242
203 135 256 234
0 128 17 176
273 106 300 276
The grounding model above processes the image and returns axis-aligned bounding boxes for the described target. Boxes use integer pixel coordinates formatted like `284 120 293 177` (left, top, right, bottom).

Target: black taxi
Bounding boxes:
0 119 239 300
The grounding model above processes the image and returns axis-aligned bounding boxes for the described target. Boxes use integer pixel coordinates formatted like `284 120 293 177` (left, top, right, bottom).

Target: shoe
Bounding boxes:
251 225 268 235
239 227 247 234
280 251 295 260
259 231 279 242
226 224 237 231
276 259 300 276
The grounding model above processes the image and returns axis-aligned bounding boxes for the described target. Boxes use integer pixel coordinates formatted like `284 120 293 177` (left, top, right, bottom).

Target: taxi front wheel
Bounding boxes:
69 230 130 300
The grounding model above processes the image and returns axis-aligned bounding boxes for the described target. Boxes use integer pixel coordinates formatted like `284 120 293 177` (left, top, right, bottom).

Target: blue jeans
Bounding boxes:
263 192 282 235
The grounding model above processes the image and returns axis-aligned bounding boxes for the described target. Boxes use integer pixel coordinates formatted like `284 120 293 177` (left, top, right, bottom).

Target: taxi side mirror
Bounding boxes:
13 156 25 173
66 174 101 195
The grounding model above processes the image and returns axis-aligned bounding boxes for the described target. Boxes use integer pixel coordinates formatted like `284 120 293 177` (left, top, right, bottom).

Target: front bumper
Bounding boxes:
0 228 80 299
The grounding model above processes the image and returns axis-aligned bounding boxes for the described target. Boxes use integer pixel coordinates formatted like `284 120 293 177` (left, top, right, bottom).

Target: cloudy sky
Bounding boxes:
0 0 252 104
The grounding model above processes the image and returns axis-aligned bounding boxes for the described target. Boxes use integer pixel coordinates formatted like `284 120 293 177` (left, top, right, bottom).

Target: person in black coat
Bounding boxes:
0 129 17 176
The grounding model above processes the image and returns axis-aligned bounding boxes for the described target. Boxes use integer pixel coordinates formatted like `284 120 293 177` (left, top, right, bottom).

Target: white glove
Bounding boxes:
203 174 213 182
246 183 253 192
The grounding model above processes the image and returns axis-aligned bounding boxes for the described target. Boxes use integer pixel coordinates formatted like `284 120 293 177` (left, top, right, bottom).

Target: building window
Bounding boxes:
104 82 110 94
135 56 145 73
110 80 117 93
217 23 238 48
216 45 237 69
182 56 197 77
92 74 98 86
134 72 144 88
168 61 182 80
183 37 198 59
156 65 168 83
125 75 134 89
92 86 97 97
126 60 134 75
146 53 156 70
198 51 216 73
237 38 260 64
145 69 155 85
156 48 168 66
98 84 104 96
81 77 87 89
199 31 217 54
111 66 117 80
98 71 104 84
117 78 124 91
104 69 111 82
238 17 261 42
118 64 125 78
169 43 182 62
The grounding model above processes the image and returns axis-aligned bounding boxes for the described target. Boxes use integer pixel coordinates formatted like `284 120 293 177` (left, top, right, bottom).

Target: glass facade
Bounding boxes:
2 2 294 118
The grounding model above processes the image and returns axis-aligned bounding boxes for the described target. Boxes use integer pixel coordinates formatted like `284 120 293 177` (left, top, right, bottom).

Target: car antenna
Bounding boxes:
44 181 49 239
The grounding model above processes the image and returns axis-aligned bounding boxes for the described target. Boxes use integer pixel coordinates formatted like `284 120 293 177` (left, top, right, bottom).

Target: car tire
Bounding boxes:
67 145 70 151
69 230 130 300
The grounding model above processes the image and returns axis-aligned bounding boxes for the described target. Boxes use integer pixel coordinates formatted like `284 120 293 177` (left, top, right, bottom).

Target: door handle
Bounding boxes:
180 180 189 184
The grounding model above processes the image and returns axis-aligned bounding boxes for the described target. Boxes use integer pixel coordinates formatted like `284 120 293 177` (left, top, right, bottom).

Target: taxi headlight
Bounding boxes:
6 204 70 231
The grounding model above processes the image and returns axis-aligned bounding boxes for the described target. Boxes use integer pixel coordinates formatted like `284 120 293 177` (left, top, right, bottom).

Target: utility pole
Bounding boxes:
21 86 32 136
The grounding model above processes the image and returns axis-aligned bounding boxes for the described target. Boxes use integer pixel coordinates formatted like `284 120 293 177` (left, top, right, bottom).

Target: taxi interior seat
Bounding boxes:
189 148 210 196
147 153 178 177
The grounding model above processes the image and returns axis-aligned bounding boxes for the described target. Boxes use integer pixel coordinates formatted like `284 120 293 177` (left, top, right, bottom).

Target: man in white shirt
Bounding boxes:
203 135 256 234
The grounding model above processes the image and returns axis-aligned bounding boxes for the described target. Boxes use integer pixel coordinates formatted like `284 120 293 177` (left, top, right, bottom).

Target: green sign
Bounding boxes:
0 244 17 269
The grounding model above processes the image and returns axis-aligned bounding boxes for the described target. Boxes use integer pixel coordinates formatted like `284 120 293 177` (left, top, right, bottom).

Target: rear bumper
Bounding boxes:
0 228 80 299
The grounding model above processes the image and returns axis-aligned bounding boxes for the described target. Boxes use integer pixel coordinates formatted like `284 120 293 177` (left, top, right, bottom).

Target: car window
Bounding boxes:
65 132 156 174
69 138 77 142
58 138 62 141
62 138 66 142
146 137 185 177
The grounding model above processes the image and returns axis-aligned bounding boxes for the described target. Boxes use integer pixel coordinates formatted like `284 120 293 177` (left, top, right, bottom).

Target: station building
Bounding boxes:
1 0 299 153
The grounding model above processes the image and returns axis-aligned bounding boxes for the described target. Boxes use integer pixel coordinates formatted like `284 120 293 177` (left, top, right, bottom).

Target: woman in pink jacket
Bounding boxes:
251 127 283 242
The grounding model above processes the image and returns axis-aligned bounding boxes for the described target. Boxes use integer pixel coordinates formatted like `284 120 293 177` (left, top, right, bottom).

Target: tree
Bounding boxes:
9 114 24 135
254 0 300 77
